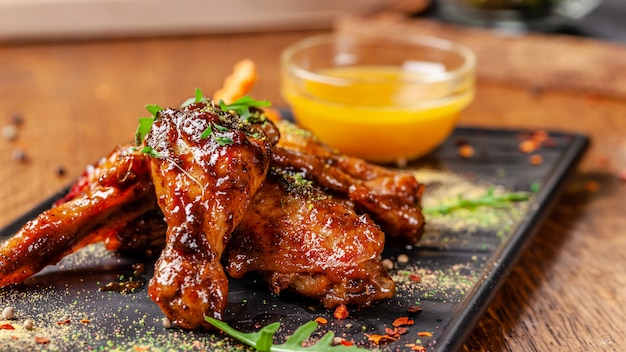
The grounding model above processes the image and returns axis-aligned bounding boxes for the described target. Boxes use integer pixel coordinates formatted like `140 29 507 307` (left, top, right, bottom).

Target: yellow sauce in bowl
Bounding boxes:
282 65 474 163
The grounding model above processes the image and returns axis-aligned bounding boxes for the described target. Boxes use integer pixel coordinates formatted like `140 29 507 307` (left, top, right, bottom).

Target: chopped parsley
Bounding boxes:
219 96 271 119
180 87 207 108
215 136 234 146
200 124 212 139
139 146 162 159
135 117 155 145
145 104 164 118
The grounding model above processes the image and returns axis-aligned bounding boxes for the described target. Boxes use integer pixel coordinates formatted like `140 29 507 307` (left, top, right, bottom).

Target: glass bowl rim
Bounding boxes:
280 33 476 86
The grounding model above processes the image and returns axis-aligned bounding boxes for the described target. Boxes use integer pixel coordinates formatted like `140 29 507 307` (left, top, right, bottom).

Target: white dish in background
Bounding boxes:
0 0 394 41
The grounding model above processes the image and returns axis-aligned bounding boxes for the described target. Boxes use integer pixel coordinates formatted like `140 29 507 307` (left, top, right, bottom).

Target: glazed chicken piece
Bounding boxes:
144 101 276 329
0 145 157 288
271 120 425 243
225 168 395 308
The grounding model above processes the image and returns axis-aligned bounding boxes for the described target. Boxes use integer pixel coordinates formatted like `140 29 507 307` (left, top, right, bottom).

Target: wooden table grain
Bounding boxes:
0 29 624 351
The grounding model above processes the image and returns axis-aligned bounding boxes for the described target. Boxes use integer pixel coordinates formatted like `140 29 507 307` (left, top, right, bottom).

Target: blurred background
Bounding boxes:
0 0 623 42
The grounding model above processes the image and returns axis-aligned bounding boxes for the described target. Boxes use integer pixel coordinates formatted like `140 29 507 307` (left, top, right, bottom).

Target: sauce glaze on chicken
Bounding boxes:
0 100 425 329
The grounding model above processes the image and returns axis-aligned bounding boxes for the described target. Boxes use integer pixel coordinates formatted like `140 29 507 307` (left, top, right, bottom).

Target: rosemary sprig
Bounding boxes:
205 318 368 352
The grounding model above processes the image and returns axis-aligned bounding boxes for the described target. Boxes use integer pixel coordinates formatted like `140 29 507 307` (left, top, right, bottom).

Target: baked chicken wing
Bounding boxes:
0 145 156 287
271 120 425 243
225 168 395 308
143 101 276 329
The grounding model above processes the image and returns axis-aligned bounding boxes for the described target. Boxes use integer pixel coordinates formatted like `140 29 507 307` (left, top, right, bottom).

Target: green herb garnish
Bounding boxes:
200 124 213 139
135 117 155 145
215 136 234 146
200 123 232 144
205 318 367 351
181 87 207 108
145 104 164 118
219 96 271 119
134 104 164 145
213 123 230 132
139 146 162 159
423 187 530 215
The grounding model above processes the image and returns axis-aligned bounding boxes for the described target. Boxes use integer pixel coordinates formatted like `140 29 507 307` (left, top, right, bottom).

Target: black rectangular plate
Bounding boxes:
0 125 588 351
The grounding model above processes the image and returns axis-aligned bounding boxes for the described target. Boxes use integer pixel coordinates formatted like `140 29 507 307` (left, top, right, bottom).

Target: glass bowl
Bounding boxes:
280 33 475 164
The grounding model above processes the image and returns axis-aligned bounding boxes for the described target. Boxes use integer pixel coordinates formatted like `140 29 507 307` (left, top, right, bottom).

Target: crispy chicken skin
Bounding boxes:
271 120 425 243
144 101 276 329
0 145 156 288
0 102 423 330
225 168 395 308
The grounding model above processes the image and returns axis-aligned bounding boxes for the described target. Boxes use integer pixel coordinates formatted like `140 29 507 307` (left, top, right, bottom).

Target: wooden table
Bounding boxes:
1 24 625 351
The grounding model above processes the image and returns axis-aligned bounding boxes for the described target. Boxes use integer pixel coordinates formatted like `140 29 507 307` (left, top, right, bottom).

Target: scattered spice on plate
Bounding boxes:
392 316 414 327
407 305 423 314
56 319 71 325
457 144 474 158
0 323 15 330
34 336 50 344
529 154 544 166
314 317 328 325
365 333 396 345
518 139 539 153
333 304 349 320
405 343 427 351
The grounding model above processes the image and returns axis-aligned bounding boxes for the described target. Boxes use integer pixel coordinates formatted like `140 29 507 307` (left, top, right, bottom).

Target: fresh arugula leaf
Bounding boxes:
200 124 212 139
423 187 530 215
219 96 271 119
140 146 163 159
205 318 368 351
215 136 234 146
145 104 164 118
181 87 206 107
135 117 155 145
213 123 230 132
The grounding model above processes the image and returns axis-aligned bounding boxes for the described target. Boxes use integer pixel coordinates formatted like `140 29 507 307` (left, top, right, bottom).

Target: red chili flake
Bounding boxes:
411 345 427 351
0 323 15 330
392 316 414 327
396 327 409 335
458 144 474 158
34 336 51 344
418 331 433 337
518 139 539 153
365 333 396 345
10 335 19 340
409 274 421 283
56 319 71 325
333 304 349 320
340 340 354 347
385 327 398 337
133 346 150 352
532 130 549 143
529 154 543 166
407 305 423 313
80 318 91 324
314 317 328 325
